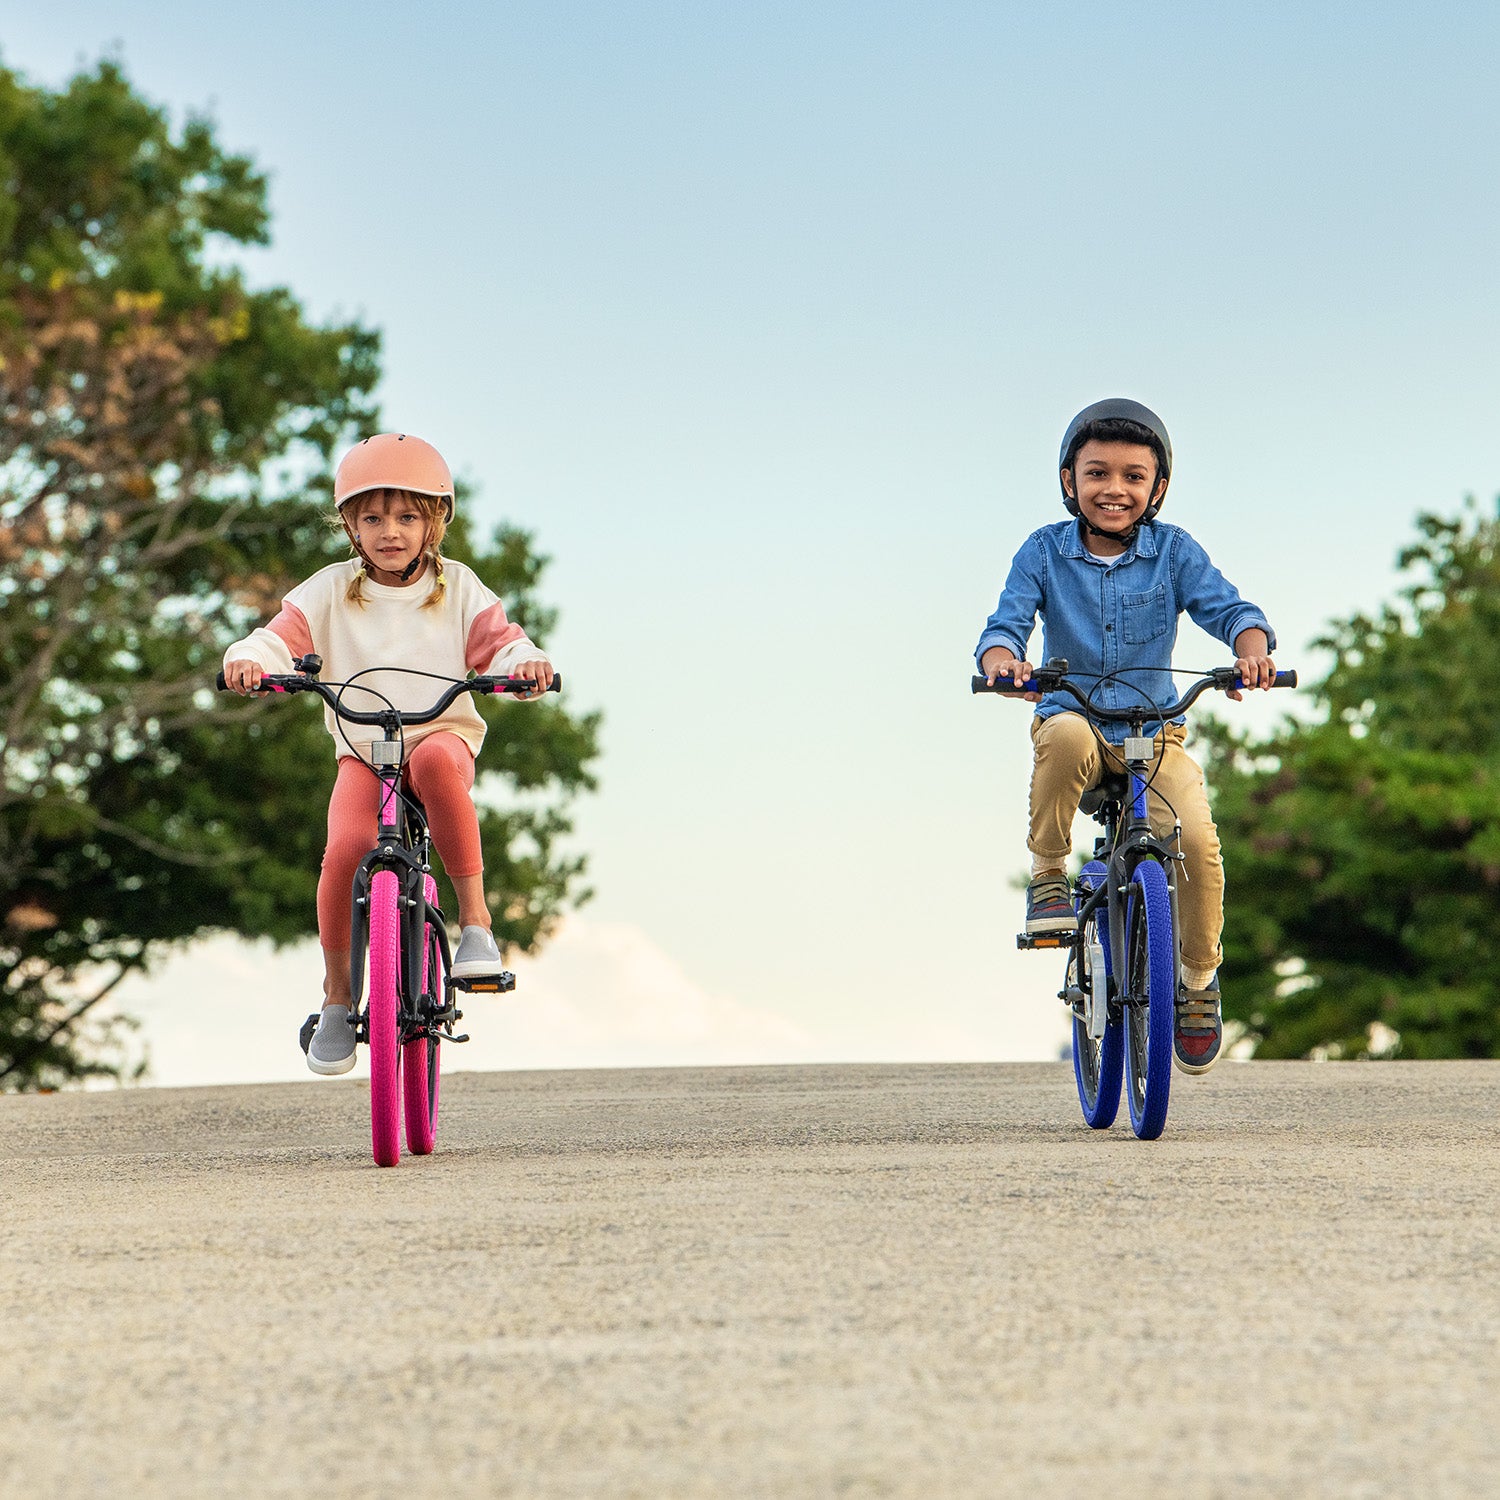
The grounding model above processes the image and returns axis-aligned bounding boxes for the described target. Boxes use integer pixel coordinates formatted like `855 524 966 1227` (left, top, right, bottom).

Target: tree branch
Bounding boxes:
0 959 135 1085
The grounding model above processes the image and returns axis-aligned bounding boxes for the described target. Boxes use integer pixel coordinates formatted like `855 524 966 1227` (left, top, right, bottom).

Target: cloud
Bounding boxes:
462 917 815 1072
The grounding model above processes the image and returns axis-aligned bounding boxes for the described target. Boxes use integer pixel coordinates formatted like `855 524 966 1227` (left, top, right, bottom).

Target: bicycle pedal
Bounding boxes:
298 1012 319 1055
1017 931 1078 951
450 971 516 994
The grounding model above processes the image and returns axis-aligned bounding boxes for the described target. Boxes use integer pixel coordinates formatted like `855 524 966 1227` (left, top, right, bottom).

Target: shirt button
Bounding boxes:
1105 624 1115 632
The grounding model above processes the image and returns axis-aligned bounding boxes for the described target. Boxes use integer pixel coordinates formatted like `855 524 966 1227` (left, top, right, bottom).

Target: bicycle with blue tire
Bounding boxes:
972 659 1297 1139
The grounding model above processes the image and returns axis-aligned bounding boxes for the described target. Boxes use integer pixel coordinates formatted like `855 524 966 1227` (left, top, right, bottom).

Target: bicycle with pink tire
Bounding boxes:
216 654 560 1166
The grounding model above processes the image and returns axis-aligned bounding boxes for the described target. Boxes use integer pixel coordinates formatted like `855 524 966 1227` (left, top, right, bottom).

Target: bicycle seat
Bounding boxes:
1079 772 1128 816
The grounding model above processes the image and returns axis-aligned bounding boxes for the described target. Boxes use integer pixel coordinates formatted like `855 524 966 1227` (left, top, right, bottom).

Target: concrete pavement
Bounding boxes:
2 1061 1496 1497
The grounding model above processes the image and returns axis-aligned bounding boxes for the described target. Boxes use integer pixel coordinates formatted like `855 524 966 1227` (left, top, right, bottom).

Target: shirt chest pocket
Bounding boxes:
1121 584 1168 644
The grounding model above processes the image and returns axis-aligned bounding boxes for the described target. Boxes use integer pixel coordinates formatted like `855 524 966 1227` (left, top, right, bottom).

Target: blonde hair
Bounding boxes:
334 487 450 610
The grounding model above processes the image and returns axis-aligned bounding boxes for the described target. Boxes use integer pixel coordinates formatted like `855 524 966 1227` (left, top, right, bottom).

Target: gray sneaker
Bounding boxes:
451 925 504 979
1025 874 1078 934
307 1003 357 1076
1174 976 1223 1075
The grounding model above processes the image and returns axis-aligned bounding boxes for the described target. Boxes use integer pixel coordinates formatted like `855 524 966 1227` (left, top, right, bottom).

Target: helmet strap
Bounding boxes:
1077 514 1143 549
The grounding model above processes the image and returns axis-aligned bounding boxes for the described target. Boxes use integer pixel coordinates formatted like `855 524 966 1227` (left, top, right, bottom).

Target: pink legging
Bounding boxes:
318 732 481 952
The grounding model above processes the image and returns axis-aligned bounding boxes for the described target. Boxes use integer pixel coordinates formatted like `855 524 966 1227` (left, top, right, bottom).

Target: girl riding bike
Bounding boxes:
222 433 555 1076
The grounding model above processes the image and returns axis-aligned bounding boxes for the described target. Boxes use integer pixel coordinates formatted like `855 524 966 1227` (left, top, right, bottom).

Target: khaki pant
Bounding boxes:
1028 712 1223 980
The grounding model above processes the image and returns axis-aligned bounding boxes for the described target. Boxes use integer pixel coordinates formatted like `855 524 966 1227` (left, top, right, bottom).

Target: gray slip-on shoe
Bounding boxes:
307 1003 357 1076
451 925 504 979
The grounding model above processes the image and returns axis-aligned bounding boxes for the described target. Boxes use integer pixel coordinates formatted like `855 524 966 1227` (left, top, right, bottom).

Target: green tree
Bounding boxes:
0 58 598 1088
1202 501 1500 1059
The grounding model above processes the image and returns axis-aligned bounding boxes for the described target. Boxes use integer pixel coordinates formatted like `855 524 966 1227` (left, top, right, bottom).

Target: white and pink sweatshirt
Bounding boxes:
223 558 549 762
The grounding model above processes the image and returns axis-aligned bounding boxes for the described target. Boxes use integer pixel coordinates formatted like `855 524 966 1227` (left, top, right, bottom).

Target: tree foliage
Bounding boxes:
1202 501 1500 1060
0 59 598 1088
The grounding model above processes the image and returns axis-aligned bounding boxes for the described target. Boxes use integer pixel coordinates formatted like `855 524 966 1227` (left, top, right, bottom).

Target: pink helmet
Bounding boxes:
334 433 454 520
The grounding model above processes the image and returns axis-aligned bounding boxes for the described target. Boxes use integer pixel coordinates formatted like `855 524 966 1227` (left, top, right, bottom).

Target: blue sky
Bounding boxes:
7 4 1500 1079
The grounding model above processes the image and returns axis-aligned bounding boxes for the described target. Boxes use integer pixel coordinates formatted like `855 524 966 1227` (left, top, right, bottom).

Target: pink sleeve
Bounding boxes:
267 602 314 659
466 600 525 671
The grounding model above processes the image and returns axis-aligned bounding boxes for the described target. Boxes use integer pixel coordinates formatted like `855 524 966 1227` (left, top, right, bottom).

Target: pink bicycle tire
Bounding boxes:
402 875 442 1155
367 869 403 1167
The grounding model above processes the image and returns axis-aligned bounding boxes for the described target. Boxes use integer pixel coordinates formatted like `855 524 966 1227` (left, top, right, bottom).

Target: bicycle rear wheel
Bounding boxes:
367 869 403 1167
1070 861 1122 1129
403 875 443 1156
1123 860 1175 1140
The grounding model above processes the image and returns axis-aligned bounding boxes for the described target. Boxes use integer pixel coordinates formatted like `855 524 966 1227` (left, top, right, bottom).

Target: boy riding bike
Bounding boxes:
974 398 1277 1074
223 433 555 1076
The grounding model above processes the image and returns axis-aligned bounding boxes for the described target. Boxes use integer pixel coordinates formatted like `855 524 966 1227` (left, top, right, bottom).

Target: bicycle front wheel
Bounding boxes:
367 869 403 1167
1122 860 1175 1141
403 876 443 1156
1070 861 1122 1130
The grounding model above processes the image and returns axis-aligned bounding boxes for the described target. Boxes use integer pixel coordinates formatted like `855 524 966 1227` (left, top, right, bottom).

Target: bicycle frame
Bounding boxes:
1069 730 1185 1037
346 743 460 1047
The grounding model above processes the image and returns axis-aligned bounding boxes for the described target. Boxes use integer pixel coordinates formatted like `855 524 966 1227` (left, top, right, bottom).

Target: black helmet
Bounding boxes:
1058 398 1173 522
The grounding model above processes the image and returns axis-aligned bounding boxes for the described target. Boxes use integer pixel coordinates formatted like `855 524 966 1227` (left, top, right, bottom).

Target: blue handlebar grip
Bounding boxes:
1230 669 1298 691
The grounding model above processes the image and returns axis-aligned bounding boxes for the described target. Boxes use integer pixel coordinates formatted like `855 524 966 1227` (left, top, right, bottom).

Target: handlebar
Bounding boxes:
971 659 1296 723
215 670 562 727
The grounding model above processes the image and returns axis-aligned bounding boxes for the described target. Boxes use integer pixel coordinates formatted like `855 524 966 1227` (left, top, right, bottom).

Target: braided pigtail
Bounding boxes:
344 558 369 607
419 550 447 610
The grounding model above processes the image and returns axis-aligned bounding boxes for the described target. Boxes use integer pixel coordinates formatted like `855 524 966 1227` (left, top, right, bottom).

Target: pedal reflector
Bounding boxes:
1017 932 1077 951
451 972 517 994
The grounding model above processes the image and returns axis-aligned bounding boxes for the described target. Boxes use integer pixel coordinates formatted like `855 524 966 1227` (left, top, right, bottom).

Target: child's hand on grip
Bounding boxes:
510 658 555 699
224 659 264 696
981 646 1041 702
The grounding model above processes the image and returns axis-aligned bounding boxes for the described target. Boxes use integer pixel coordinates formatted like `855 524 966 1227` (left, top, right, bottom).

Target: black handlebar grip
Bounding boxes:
215 671 227 691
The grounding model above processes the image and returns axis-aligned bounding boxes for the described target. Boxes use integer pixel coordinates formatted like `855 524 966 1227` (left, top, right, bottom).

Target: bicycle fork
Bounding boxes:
348 737 428 1032
1067 879 1112 1042
1110 734 1185 995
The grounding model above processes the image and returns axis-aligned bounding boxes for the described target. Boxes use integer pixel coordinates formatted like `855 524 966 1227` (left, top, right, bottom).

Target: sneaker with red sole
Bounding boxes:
1025 874 1078 935
1174 975 1222 1074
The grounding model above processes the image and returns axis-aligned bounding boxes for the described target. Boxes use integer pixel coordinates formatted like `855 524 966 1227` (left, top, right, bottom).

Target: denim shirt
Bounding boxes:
974 518 1277 744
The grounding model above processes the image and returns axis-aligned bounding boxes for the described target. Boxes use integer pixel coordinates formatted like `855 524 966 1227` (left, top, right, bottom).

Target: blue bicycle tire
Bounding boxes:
1070 861 1123 1129
1123 861 1174 1140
